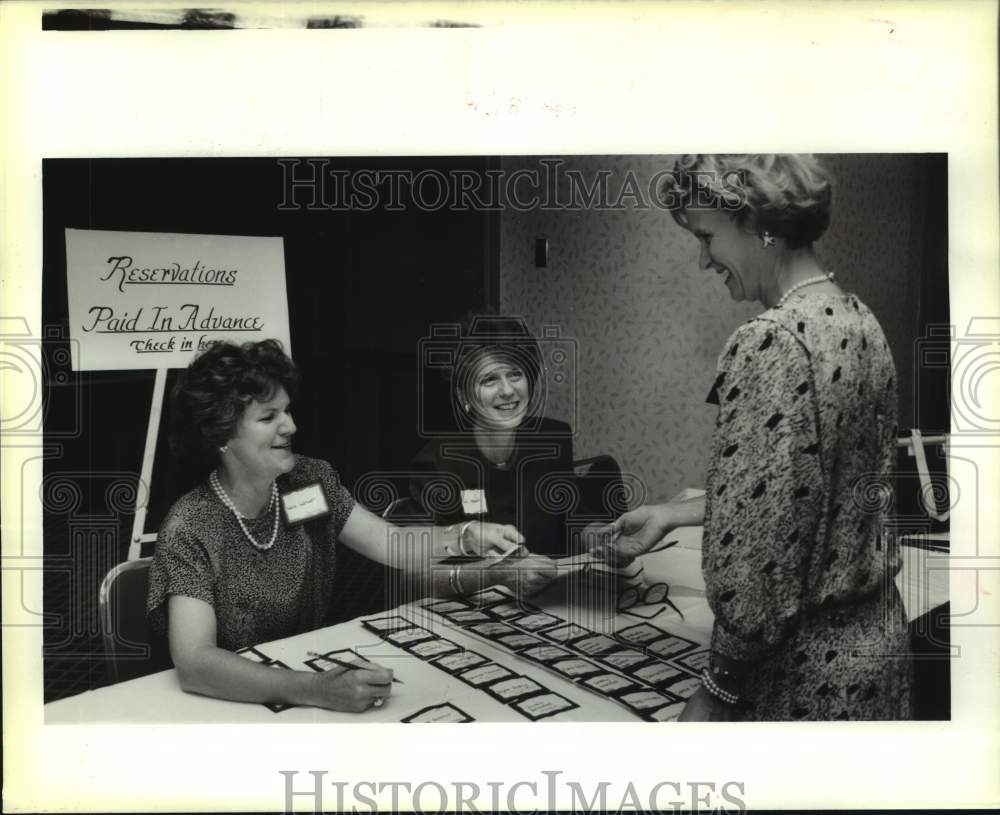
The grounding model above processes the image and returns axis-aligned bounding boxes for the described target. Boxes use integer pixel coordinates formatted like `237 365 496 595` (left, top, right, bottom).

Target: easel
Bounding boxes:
128 368 169 560
65 229 292 563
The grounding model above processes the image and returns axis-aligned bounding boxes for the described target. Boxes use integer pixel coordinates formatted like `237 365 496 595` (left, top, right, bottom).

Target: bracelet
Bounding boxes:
458 520 476 557
454 564 466 595
701 669 740 705
448 567 460 595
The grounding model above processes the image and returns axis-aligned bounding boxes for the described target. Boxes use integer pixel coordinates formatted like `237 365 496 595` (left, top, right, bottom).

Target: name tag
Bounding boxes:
461 489 488 515
280 482 331 526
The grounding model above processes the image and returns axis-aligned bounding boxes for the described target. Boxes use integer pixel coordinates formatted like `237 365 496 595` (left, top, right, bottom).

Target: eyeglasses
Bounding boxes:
616 581 685 622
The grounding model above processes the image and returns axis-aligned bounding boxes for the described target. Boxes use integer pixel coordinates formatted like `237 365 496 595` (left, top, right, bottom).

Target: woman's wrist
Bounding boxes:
707 652 747 698
288 669 324 707
458 520 478 556
664 496 704 530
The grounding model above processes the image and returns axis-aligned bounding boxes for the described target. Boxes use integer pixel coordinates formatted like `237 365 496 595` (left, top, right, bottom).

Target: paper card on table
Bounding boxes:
467 621 518 640
662 674 702 699
632 661 690 689
549 658 604 680
599 649 654 672
401 703 474 723
385 626 436 647
616 689 680 714
648 701 687 722
457 662 516 687
486 601 532 620
513 692 579 721
303 648 366 673
469 587 516 608
483 675 547 703
236 646 272 664
495 633 542 651
443 609 494 625
433 650 488 674
520 644 575 664
645 635 697 660
510 611 562 632
542 623 592 644
423 599 472 615
582 672 640 696
405 638 463 660
615 623 669 646
362 615 414 635
673 649 712 675
571 634 620 657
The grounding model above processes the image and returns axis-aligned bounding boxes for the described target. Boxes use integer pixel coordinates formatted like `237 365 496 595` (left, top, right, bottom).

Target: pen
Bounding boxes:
305 651 403 683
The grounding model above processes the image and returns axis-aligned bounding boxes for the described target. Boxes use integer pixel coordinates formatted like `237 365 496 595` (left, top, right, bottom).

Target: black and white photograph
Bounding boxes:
2 2 997 812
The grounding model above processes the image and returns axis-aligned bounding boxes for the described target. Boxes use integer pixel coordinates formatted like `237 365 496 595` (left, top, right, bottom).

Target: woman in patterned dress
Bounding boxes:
597 155 913 721
147 339 556 713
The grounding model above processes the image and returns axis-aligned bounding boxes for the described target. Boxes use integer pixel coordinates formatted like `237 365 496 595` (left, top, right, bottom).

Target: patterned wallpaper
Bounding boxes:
499 154 928 504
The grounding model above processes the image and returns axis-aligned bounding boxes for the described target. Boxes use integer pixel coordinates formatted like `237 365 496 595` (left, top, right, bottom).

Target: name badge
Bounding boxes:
280 482 331 526
461 489 488 515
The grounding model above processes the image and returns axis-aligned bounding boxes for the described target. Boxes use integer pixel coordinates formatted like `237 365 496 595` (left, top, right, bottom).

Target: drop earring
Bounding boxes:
761 231 776 248
219 445 229 454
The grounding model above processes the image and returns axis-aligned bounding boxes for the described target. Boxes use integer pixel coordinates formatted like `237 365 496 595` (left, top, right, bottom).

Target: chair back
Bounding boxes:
98 558 173 684
573 454 626 522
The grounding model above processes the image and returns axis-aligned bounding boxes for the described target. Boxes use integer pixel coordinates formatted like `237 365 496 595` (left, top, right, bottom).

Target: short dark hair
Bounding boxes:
170 339 298 462
665 154 833 249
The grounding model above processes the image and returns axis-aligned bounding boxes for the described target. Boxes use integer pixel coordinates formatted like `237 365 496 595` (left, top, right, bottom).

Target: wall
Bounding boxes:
500 154 931 503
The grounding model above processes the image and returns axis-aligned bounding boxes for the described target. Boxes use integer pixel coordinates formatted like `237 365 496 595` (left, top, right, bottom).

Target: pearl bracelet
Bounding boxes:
701 669 740 705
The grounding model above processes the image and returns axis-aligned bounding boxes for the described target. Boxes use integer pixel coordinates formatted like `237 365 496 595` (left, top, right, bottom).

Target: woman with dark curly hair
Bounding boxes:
147 339 555 713
597 155 912 721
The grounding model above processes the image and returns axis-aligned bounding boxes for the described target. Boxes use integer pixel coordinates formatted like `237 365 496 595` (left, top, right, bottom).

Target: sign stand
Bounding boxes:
65 228 291 561
128 368 168 560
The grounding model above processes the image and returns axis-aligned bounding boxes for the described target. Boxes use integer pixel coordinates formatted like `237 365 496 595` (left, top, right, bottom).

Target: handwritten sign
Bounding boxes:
65 228 291 371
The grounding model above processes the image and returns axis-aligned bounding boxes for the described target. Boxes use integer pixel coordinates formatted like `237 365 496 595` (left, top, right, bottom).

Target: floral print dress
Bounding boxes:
703 292 913 720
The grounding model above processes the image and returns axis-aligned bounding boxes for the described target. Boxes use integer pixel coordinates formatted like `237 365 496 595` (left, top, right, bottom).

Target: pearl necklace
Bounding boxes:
775 272 835 309
210 470 280 551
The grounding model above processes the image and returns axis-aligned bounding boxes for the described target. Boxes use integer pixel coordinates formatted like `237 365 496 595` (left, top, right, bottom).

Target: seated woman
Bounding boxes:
409 313 607 559
147 339 556 713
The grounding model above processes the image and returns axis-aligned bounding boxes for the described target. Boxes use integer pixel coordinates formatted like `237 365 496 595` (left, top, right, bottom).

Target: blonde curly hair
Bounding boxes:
664 154 833 249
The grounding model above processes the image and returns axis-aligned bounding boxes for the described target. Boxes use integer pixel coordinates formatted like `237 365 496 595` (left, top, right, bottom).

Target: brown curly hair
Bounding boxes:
170 339 298 463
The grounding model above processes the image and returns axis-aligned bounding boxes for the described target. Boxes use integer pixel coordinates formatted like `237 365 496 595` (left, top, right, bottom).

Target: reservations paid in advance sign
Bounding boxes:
65 229 292 371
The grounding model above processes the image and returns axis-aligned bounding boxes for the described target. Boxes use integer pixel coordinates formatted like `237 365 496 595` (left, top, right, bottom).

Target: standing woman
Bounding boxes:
600 155 912 721
147 339 554 713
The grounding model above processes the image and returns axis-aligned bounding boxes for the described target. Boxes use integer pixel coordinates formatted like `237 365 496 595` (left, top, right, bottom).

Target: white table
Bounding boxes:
45 527 944 723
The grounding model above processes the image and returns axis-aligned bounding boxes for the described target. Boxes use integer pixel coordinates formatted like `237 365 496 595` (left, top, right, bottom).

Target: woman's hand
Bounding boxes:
462 521 525 557
490 552 558 597
678 686 738 722
588 504 676 566
307 663 395 713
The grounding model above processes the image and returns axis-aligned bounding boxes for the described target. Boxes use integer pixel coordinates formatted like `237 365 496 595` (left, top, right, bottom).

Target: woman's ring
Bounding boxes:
372 697 385 708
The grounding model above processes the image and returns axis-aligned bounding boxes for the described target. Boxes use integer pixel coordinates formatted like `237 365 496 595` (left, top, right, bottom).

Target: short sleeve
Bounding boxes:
146 518 215 636
312 458 355 535
703 320 825 663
